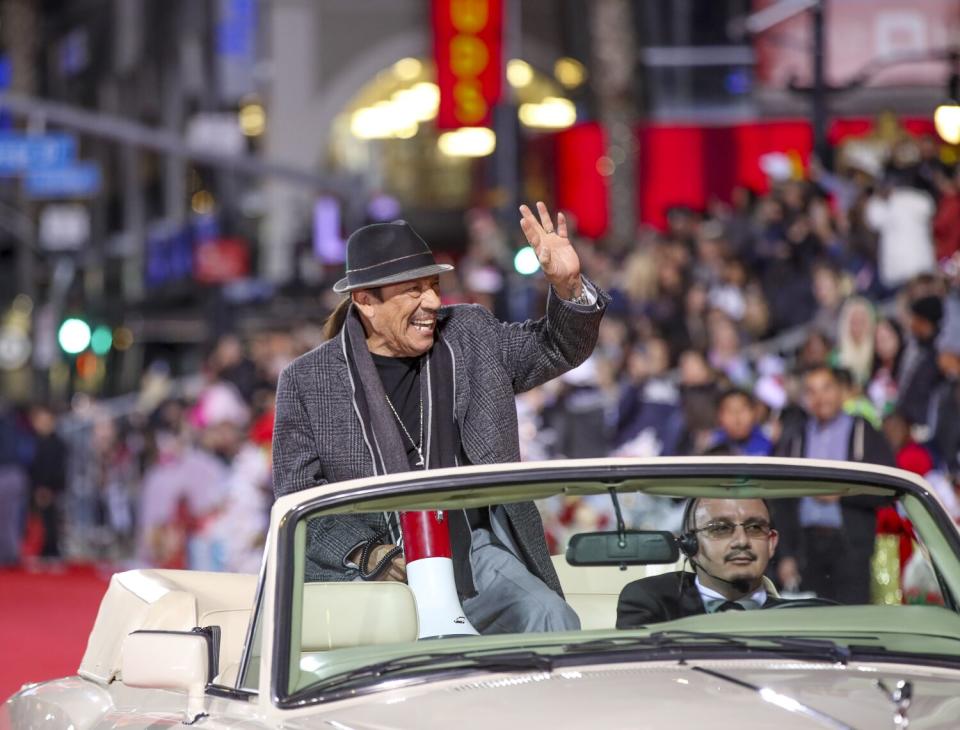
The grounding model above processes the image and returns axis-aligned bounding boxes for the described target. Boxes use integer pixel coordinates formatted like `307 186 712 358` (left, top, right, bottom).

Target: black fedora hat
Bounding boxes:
333 220 454 294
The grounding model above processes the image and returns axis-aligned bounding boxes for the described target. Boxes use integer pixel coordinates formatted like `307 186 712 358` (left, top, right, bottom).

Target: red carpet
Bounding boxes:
0 564 112 701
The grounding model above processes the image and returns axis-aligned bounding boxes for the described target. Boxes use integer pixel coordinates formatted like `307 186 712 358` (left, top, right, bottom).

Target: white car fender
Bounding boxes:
4 676 113 730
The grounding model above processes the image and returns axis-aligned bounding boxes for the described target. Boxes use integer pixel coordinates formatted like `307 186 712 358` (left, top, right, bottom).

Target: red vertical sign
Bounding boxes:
555 123 609 240
433 0 503 130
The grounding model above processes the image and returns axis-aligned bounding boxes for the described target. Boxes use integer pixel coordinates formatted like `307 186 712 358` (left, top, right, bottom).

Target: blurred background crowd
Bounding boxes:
2 0 960 608
5 126 960 599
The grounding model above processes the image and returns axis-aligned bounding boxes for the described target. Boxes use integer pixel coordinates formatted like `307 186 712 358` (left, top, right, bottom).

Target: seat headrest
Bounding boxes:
301 582 419 652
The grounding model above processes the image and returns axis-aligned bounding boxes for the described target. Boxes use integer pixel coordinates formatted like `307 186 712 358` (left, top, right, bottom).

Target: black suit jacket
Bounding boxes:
773 415 895 563
616 571 791 629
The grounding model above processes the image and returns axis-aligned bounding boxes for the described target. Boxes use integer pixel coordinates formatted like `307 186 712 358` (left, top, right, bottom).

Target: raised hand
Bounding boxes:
519 201 582 300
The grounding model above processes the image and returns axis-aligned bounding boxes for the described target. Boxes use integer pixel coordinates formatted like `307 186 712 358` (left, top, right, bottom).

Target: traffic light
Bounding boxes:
57 317 122 356
75 351 97 379
57 317 91 354
513 246 540 275
90 325 112 355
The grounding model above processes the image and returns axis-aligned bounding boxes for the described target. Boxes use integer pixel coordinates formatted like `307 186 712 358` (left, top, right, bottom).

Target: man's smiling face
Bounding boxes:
353 275 441 357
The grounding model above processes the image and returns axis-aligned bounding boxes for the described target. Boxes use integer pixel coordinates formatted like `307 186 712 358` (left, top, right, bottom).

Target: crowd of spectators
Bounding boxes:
0 332 302 572
2 126 960 607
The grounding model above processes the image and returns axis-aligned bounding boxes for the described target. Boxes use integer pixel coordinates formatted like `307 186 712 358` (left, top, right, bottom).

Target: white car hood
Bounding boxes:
283 659 960 729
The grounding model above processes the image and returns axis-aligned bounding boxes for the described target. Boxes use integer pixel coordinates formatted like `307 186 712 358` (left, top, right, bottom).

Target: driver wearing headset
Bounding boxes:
616 497 790 628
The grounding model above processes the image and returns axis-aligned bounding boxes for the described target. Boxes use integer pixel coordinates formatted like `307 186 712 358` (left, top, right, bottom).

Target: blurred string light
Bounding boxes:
350 82 439 140
191 190 215 215
238 101 266 137
935 102 960 145
518 97 577 129
11 294 33 315
393 57 423 81
352 102 418 139
506 59 534 88
513 246 540 275
936 57 960 145
437 127 496 157
554 57 586 89
393 82 441 122
348 58 578 141
113 327 134 351
596 156 616 176
0 327 30 370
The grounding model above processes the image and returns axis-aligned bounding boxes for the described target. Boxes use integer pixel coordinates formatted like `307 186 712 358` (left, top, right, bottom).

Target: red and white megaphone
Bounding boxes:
400 510 478 638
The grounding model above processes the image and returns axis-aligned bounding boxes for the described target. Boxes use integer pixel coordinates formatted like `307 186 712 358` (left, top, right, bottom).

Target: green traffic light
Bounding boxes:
513 246 541 276
58 318 91 354
91 325 113 355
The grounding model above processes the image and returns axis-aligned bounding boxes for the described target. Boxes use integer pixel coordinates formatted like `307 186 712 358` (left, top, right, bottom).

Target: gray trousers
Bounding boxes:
461 524 580 635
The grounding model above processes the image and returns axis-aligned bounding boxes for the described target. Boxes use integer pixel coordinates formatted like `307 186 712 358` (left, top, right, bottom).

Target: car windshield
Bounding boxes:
273 462 960 704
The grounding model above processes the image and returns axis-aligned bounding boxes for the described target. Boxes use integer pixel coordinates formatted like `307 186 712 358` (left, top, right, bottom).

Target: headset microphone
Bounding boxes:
678 497 754 596
678 498 700 558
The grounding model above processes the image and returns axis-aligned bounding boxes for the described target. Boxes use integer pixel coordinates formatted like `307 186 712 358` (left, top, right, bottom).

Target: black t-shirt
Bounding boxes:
372 352 490 532
371 353 423 469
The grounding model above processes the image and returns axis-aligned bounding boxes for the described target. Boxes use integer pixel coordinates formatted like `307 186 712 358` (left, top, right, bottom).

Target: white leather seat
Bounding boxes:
300 581 419 651
551 554 671 630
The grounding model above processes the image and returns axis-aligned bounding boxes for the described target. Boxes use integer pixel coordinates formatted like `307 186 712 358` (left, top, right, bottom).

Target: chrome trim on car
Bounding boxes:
692 665 852 729
236 545 268 692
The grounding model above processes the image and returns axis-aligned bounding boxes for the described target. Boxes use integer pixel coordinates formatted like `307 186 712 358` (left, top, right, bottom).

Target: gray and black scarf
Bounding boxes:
341 305 477 597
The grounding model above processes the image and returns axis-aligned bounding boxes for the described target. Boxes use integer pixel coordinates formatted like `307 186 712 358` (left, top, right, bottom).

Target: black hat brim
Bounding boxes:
333 263 455 294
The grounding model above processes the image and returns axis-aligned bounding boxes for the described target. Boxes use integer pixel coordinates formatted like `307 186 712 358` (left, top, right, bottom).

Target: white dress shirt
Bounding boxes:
695 576 767 612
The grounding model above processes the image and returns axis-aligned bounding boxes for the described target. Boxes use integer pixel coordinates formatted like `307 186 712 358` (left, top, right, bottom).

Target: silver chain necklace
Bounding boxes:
384 391 424 468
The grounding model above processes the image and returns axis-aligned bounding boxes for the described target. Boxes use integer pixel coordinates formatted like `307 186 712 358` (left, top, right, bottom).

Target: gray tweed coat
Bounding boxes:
272 283 609 593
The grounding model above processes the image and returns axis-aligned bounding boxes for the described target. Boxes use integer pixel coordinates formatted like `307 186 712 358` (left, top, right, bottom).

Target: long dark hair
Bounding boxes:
872 317 905 379
323 297 352 340
324 288 383 341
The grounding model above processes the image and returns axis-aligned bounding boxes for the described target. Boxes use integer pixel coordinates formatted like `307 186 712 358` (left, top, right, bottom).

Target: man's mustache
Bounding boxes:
724 550 757 562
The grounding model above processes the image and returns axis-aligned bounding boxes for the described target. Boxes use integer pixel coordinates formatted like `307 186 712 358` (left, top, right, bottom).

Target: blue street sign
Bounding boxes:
217 0 256 57
24 161 101 199
0 133 75 175
145 221 194 289
216 0 257 101
0 55 12 130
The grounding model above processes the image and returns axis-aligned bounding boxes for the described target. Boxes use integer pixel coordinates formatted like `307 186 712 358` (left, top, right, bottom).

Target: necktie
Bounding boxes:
716 600 746 612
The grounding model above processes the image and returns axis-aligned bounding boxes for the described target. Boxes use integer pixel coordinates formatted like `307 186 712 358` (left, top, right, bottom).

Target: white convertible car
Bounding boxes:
5 457 960 729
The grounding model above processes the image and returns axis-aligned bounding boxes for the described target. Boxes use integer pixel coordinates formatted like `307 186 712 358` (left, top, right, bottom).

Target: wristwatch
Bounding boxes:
568 288 592 306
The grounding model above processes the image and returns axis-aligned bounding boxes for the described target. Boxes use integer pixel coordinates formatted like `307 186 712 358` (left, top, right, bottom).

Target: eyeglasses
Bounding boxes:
692 520 773 540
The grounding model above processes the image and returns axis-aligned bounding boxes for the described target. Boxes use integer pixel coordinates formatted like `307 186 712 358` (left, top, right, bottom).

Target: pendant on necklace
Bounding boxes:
415 452 425 468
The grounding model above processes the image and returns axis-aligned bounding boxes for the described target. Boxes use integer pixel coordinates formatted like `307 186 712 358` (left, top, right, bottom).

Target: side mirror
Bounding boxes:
121 629 214 722
566 530 679 567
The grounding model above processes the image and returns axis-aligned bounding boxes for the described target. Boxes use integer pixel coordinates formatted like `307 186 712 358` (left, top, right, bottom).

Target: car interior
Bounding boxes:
82 472 960 699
